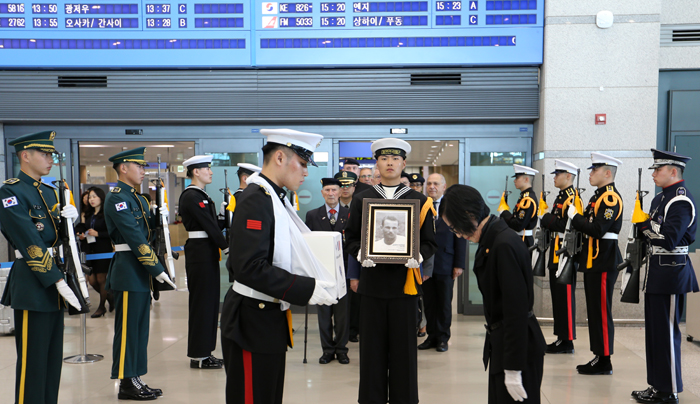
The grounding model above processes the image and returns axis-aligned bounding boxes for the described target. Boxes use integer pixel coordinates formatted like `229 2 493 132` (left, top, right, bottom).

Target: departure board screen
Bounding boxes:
0 0 543 67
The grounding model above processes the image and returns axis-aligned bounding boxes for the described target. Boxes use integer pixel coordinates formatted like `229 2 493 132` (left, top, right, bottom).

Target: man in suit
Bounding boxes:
359 167 374 186
305 177 351 364
418 173 467 352
335 170 361 342
336 171 357 209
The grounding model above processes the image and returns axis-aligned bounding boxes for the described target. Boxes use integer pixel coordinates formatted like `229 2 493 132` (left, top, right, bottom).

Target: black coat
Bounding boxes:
305 204 349 265
433 211 467 276
179 186 228 262
474 216 546 374
540 185 576 270
80 211 112 254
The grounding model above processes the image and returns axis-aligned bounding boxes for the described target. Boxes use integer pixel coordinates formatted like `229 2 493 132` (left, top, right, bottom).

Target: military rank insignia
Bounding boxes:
604 208 614 220
26 245 43 259
519 210 525 219
2 196 18 208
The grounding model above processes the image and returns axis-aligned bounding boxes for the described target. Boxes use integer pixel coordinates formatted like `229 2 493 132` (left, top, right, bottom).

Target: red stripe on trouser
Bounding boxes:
243 349 253 404
601 272 609 356
566 285 573 340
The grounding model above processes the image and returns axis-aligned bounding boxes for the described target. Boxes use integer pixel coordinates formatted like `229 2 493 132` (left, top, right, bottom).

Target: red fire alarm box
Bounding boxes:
595 114 606 125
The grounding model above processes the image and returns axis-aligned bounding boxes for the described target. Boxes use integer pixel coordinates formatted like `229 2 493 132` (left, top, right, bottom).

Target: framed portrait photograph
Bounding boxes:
360 198 420 265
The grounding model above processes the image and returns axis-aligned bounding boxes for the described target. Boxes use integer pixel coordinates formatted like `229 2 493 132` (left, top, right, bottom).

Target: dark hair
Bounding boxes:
80 190 94 217
381 215 399 226
112 162 123 174
87 187 106 217
262 143 294 165
441 184 490 236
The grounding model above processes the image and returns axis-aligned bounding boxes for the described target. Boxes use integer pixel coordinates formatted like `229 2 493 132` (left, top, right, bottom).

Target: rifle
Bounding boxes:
497 175 511 213
53 155 90 314
555 169 584 285
529 174 551 277
219 169 234 245
618 168 649 304
151 156 178 292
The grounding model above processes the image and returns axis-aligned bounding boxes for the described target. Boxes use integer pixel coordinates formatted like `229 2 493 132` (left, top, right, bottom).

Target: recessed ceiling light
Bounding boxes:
96 160 101 162
149 145 175 148
188 146 193 150
434 140 441 142
431 145 438 148
449 144 454 147
80 144 108 148
99 153 104 156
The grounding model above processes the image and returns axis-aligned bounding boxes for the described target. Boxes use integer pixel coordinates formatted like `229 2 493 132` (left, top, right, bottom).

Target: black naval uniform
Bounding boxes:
540 185 577 343
571 184 622 358
500 187 538 248
475 216 546 404
0 171 66 404
105 180 168 380
637 180 698 395
179 185 228 359
220 174 316 404
305 204 350 358
345 184 437 404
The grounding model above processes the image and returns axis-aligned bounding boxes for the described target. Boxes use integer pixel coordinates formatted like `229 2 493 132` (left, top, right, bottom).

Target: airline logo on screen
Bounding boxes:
262 16 278 28
262 2 278 14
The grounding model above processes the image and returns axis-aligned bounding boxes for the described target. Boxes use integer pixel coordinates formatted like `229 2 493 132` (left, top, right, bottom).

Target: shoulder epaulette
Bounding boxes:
677 187 687 196
258 185 271 196
3 178 19 185
566 188 575 196
111 187 121 193
607 185 614 192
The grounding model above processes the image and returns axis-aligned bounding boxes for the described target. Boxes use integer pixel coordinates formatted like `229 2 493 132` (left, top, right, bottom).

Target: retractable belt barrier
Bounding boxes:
0 246 184 269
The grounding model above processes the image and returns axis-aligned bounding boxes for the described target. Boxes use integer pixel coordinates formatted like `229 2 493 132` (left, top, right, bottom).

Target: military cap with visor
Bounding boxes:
371 138 412 159
649 148 691 169
9 130 58 154
237 163 261 176
108 147 148 166
261 128 323 167
334 171 358 186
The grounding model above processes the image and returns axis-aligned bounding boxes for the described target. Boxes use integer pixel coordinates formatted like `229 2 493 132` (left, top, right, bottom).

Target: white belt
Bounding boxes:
557 233 565 238
14 248 54 259
652 246 688 255
516 230 533 236
601 233 618 240
114 244 131 252
188 231 208 239
232 281 279 303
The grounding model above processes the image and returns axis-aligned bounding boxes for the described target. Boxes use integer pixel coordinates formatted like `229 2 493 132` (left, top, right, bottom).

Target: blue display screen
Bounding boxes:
0 0 543 67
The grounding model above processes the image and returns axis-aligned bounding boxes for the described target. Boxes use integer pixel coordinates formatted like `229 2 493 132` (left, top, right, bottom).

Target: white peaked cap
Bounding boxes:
182 155 213 169
588 152 623 169
371 138 412 157
237 163 261 174
551 160 579 175
512 164 539 177
261 128 323 154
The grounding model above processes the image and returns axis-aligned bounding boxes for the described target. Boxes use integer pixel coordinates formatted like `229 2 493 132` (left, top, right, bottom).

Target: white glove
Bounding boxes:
504 370 528 402
620 270 631 295
220 201 227 216
56 279 81 311
160 203 170 221
155 271 177 289
61 204 79 220
222 247 229 255
309 280 337 306
567 204 577 220
556 255 568 278
405 258 420 268
79 278 90 299
418 253 423 264
358 252 375 268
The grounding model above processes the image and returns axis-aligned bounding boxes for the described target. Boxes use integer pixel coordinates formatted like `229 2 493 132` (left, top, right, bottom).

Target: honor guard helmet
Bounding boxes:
261 128 323 167
9 131 58 154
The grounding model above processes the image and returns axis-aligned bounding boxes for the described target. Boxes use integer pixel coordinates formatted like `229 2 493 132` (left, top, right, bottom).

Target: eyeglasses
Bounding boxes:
340 184 355 188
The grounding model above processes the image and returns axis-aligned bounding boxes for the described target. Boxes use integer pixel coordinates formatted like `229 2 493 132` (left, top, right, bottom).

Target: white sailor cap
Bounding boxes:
371 138 412 159
237 163 261 175
261 128 323 167
512 164 539 177
182 155 213 170
551 160 579 175
588 152 622 169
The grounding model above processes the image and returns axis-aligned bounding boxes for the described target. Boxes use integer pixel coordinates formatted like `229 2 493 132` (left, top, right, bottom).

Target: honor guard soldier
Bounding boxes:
104 147 176 401
342 158 372 194
345 138 437 404
539 160 578 354
631 149 699 404
335 171 358 209
306 177 351 365
220 129 337 404
566 153 623 375
498 164 539 248
179 155 229 369
400 171 412 187
234 163 261 199
0 131 82 404
408 172 425 192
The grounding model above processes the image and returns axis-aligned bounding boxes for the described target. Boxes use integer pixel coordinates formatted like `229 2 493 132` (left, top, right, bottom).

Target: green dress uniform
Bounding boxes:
0 131 67 404
104 148 167 383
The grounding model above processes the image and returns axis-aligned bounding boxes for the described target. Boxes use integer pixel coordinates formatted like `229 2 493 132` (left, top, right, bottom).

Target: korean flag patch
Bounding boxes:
115 202 128 211
2 196 18 208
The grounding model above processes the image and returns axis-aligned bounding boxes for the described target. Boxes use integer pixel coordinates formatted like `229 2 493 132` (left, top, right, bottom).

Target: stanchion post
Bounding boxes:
303 306 309 364
64 313 104 364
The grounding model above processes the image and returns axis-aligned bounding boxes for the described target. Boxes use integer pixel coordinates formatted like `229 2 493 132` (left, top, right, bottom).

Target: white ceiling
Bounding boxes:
404 140 459 167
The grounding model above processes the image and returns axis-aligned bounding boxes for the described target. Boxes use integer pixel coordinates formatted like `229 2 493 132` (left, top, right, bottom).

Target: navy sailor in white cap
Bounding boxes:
499 164 539 248
566 153 623 375
179 155 230 369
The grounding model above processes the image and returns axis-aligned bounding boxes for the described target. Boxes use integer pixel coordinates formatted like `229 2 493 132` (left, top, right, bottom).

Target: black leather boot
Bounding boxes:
118 377 157 400
136 376 163 397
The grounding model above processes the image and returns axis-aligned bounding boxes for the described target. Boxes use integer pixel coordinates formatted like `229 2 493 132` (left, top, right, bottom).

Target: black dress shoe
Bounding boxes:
576 355 612 375
349 335 359 343
209 355 224 365
319 353 335 364
336 353 350 364
190 356 223 369
634 388 678 404
632 387 655 400
417 339 437 350
545 339 574 354
90 307 106 318
118 377 157 401
436 342 448 352
416 331 427 338
136 377 163 397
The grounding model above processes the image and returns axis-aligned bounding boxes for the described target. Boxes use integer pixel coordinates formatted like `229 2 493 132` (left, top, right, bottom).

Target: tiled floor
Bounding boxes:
1 289 700 404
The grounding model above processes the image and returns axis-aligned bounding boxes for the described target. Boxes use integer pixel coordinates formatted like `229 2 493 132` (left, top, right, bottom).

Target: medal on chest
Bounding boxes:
330 217 336 225
36 222 45 231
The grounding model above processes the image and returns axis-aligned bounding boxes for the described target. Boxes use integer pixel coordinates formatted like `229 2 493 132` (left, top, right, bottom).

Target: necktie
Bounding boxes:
329 208 337 216
434 201 439 221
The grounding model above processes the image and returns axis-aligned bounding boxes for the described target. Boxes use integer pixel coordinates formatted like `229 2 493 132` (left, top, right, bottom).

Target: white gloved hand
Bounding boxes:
556 255 568 278
160 203 170 221
567 204 577 220
405 258 420 268
504 370 528 402
61 204 79 220
309 280 337 306
358 252 375 268
155 272 177 289
418 253 423 264
222 247 230 255
56 279 81 311
79 278 90 299
220 201 228 216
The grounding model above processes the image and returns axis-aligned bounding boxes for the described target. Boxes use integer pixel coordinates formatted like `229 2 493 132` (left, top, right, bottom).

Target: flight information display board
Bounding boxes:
0 0 543 67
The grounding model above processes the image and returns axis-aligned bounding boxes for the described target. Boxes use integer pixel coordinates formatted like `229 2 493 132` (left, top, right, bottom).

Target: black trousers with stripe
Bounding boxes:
548 268 576 341
645 293 685 394
13 309 64 404
111 291 151 379
221 337 286 404
583 271 617 356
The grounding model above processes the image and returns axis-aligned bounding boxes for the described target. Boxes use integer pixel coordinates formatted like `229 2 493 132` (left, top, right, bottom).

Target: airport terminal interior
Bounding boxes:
2 0 700 403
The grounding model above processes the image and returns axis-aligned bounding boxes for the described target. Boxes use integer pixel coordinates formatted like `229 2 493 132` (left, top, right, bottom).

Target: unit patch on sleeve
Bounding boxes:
2 196 18 208
247 219 262 230
115 201 128 211
199 202 206 208
518 210 525 219
604 208 614 220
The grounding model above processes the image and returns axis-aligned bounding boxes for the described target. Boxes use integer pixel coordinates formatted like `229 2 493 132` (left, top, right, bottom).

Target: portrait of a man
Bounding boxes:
373 211 408 253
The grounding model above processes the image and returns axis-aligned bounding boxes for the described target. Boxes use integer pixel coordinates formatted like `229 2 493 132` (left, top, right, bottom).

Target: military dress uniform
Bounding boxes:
500 165 539 248
0 131 70 404
104 148 169 399
539 160 578 352
632 150 699 403
179 155 229 368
